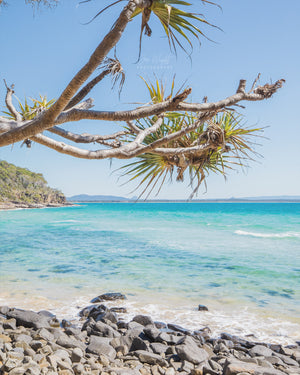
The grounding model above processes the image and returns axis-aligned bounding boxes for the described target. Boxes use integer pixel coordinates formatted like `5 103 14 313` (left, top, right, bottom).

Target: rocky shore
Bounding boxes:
0 202 73 210
0 294 299 375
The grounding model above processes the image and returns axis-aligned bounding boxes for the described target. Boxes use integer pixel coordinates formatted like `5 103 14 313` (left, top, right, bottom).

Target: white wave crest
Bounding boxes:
235 230 300 238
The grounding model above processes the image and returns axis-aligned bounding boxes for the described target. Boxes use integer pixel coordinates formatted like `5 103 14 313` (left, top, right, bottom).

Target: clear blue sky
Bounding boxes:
0 0 299 199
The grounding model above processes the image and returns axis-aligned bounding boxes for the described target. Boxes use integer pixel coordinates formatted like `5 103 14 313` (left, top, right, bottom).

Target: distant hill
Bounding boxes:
239 195 300 201
68 194 130 202
0 160 66 208
67 194 300 203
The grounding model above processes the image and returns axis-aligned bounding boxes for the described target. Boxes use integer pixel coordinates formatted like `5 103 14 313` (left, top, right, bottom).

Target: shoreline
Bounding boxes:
0 296 299 374
0 201 75 211
1 289 299 344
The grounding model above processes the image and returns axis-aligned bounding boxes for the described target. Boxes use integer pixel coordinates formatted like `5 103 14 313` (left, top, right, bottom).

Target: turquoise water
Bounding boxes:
0 203 299 343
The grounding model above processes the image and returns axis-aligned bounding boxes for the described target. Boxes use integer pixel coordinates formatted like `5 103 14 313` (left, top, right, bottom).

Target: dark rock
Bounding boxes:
79 304 107 318
214 342 230 353
30 340 43 351
167 324 192 335
86 335 116 360
117 320 128 329
249 344 273 357
64 327 82 337
61 319 72 328
157 332 182 345
130 337 149 352
176 336 209 365
198 304 209 312
5 308 50 329
81 317 96 332
97 310 118 324
150 342 168 355
91 292 126 303
270 344 282 353
132 315 154 326
119 329 148 350
91 321 120 338
221 333 253 349
134 350 167 366
192 334 206 345
143 327 161 342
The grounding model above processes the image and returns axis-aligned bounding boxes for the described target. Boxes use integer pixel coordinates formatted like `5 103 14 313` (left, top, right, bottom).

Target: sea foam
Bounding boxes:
234 230 300 238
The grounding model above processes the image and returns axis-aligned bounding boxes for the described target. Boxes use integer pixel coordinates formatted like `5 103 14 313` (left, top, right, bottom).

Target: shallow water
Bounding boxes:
0 203 299 344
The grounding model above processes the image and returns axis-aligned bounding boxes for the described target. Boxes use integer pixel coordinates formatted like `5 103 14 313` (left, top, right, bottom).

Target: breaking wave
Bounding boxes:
235 230 300 238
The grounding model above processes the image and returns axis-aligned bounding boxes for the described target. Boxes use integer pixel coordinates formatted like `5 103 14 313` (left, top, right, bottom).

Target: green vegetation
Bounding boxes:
0 160 65 204
121 79 261 198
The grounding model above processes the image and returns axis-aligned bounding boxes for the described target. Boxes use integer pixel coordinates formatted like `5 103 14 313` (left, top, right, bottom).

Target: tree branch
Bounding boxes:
48 126 131 144
65 70 110 110
3 80 22 122
54 79 284 125
0 0 138 147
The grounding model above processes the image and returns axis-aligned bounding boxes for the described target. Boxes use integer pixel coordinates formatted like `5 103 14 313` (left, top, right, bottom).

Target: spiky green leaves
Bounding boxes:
132 0 218 59
3 95 55 121
120 78 262 199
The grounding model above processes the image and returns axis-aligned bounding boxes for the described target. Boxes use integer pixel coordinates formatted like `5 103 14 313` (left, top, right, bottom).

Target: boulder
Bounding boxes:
249 345 273 358
150 343 168 355
56 334 85 350
134 350 167 366
132 315 154 326
176 336 209 365
130 336 149 352
86 335 116 360
143 327 161 342
157 332 182 345
198 305 209 312
223 359 287 375
92 321 121 338
5 308 50 329
91 293 126 303
167 323 192 335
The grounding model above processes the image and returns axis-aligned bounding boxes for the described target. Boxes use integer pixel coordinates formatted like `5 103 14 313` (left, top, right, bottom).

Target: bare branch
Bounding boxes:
236 79 246 94
48 126 130 144
3 80 22 122
135 116 163 143
0 0 138 147
126 121 140 134
65 70 110 110
54 79 284 125
249 73 261 93
56 88 192 124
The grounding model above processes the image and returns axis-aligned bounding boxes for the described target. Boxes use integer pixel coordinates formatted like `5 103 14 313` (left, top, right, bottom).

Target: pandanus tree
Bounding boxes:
0 0 284 197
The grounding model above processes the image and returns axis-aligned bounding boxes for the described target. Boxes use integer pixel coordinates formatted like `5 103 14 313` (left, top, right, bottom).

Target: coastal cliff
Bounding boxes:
0 160 66 209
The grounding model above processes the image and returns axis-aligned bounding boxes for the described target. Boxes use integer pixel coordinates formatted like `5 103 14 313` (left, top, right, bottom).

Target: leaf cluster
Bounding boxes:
121 79 262 199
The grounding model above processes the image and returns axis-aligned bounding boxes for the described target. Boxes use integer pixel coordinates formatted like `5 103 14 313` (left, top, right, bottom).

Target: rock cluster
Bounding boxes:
0 302 299 375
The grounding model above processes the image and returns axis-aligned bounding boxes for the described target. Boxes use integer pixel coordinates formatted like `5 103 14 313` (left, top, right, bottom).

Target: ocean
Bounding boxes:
0 203 299 344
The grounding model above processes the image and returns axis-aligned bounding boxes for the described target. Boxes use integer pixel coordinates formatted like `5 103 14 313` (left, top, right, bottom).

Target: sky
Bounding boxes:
0 0 299 199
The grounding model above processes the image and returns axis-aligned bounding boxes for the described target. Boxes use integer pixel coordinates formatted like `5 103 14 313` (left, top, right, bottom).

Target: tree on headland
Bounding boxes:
0 0 284 197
